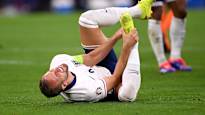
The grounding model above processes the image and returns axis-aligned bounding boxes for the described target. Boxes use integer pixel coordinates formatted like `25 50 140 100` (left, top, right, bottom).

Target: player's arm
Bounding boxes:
72 29 122 65
103 29 138 91
82 28 123 66
103 46 131 91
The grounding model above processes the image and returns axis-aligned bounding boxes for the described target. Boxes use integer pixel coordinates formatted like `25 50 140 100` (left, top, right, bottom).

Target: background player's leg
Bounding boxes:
168 0 192 71
168 0 187 59
148 1 175 73
148 6 166 65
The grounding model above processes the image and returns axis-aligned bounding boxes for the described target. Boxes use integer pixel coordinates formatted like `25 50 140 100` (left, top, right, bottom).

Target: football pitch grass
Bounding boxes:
0 9 205 114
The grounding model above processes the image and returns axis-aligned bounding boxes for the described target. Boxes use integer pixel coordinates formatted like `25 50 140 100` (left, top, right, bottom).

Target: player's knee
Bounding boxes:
80 10 92 19
151 7 162 20
173 7 187 19
118 92 137 102
179 10 187 19
79 10 98 28
177 9 187 19
118 85 138 102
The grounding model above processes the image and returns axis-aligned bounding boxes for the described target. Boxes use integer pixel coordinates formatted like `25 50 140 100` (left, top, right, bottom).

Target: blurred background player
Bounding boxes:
147 0 192 73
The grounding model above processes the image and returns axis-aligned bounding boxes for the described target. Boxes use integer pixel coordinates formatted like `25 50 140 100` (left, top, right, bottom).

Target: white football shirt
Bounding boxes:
49 54 111 102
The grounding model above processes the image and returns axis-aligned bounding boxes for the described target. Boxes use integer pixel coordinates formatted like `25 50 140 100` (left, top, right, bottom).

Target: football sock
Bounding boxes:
148 19 167 65
79 6 142 28
170 17 186 59
118 43 141 102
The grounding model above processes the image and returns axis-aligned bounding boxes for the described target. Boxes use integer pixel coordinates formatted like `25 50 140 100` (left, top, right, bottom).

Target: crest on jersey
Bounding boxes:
96 87 102 95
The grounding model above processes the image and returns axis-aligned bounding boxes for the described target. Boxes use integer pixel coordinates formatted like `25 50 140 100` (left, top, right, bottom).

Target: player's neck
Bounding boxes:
62 72 76 91
66 72 75 86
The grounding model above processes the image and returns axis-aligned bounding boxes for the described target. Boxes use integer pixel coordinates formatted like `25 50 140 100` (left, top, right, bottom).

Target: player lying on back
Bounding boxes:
39 0 153 102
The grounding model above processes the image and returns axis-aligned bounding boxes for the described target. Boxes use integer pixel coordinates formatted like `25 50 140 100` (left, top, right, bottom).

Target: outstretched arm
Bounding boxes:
82 28 123 66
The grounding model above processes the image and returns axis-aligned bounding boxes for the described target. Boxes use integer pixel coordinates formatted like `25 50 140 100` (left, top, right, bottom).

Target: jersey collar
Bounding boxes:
63 72 76 91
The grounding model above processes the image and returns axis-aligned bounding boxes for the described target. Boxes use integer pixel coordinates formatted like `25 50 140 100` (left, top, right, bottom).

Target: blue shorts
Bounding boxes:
83 48 117 74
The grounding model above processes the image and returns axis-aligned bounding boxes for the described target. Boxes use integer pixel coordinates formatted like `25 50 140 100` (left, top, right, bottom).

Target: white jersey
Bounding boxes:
49 54 111 102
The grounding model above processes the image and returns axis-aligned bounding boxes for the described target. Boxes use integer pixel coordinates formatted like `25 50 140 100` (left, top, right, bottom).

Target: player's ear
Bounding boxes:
61 80 68 90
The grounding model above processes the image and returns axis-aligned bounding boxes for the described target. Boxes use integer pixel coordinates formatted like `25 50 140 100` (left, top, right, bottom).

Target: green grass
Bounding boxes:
0 10 205 115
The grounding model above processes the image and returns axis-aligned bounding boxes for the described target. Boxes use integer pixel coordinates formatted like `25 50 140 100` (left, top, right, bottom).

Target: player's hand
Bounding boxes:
112 28 123 40
122 28 138 49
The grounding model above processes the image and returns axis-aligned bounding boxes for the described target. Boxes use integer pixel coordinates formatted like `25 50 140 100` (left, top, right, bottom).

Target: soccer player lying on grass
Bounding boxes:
39 0 153 102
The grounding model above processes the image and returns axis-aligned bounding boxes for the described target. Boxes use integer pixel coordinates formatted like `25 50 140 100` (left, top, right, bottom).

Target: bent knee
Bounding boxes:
118 86 138 102
80 10 92 19
79 10 98 28
173 7 187 18
118 92 137 102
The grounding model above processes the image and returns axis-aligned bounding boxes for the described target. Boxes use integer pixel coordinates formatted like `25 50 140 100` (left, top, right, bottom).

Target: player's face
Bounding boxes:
52 64 69 81
43 64 69 89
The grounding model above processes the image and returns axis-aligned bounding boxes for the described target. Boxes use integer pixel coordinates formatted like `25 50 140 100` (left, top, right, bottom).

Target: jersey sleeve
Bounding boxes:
72 55 83 64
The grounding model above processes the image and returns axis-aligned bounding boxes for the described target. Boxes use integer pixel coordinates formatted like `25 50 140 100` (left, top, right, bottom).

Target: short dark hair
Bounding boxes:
39 78 62 98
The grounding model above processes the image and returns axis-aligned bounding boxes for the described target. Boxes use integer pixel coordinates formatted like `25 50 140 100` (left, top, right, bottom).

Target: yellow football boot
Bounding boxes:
120 12 135 34
138 0 154 19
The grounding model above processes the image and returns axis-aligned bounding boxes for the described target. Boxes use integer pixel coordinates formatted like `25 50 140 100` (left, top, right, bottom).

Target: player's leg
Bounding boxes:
167 0 192 71
79 0 154 46
148 0 175 73
148 3 165 65
79 0 154 73
117 43 141 102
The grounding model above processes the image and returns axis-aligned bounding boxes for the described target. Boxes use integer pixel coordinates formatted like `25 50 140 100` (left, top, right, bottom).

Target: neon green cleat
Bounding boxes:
120 12 135 34
138 0 154 19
